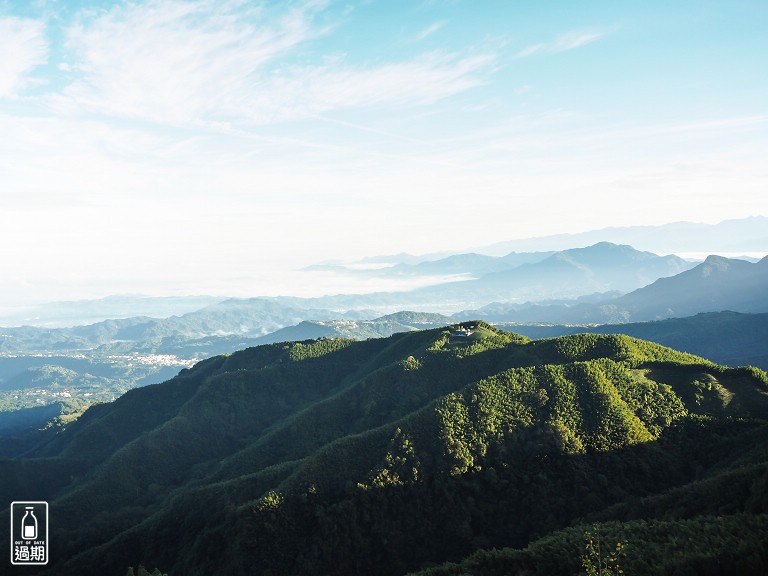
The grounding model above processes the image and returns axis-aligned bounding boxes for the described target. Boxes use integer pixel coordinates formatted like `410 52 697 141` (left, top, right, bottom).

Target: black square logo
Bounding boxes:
10 501 48 566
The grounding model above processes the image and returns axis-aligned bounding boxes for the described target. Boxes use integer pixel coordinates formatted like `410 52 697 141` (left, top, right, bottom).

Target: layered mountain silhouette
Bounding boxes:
2 324 767 575
307 250 556 278
0 244 704 361
475 215 768 255
1 251 764 443
295 242 697 311
247 311 453 346
0 299 371 354
612 254 768 318
467 255 768 323
454 241 694 297
328 216 767 266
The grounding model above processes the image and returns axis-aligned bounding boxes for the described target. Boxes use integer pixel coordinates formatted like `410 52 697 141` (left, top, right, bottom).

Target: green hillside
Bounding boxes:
1 323 767 575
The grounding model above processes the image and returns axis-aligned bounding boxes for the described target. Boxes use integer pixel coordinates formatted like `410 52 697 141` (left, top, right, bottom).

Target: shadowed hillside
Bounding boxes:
1 323 766 576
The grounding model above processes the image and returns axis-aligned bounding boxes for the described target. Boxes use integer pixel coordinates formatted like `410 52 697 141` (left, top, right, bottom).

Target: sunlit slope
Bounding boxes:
1 323 766 575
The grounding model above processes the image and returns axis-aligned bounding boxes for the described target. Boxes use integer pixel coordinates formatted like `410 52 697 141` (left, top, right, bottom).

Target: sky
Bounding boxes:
1 0 767 304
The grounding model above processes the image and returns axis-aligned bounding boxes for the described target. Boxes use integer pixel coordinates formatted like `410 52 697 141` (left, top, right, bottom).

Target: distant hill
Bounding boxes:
465 242 694 296
302 243 695 308
465 255 768 323
309 251 555 279
0 297 374 353
388 251 554 276
612 254 768 318
249 311 454 344
298 242 696 311
391 242 694 309
2 325 767 575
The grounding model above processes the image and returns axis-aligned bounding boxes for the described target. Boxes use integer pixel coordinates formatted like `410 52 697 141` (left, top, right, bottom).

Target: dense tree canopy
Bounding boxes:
0 324 766 575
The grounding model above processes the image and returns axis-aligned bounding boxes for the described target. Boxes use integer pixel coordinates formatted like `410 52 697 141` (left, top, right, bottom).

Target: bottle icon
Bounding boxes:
21 507 37 540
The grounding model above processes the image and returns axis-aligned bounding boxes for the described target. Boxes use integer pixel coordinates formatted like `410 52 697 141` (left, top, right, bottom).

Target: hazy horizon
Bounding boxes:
2 1 767 306
2 214 768 310
1 215 766 319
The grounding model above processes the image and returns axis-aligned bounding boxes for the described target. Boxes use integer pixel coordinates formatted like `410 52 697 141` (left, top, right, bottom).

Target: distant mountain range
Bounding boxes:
464 255 768 323
606 254 768 317
4 224 764 331
10 247 767 367
325 216 767 267
289 242 699 312
245 311 454 346
307 250 556 277
3 217 765 332
435 242 695 301
0 299 373 354
0 247 765 440
1 242 702 332
460 215 768 256
2 325 767 575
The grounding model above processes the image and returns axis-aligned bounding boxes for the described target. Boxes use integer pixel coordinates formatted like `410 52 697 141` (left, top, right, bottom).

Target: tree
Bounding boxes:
582 525 627 576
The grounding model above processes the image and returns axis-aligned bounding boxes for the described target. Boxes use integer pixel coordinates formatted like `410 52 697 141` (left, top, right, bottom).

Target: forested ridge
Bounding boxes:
1 322 767 575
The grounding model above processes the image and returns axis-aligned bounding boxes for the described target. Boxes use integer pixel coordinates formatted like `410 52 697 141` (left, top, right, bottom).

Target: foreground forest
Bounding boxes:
1 323 767 575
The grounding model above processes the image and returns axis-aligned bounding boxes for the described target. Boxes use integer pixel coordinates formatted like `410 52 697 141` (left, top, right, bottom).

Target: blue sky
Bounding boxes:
1 0 766 303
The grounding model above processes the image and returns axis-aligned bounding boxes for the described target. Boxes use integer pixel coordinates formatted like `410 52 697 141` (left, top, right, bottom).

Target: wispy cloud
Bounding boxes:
416 20 446 41
514 31 603 60
53 1 493 127
0 16 47 98
59 0 327 123
513 44 545 59
254 51 495 123
552 32 603 52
